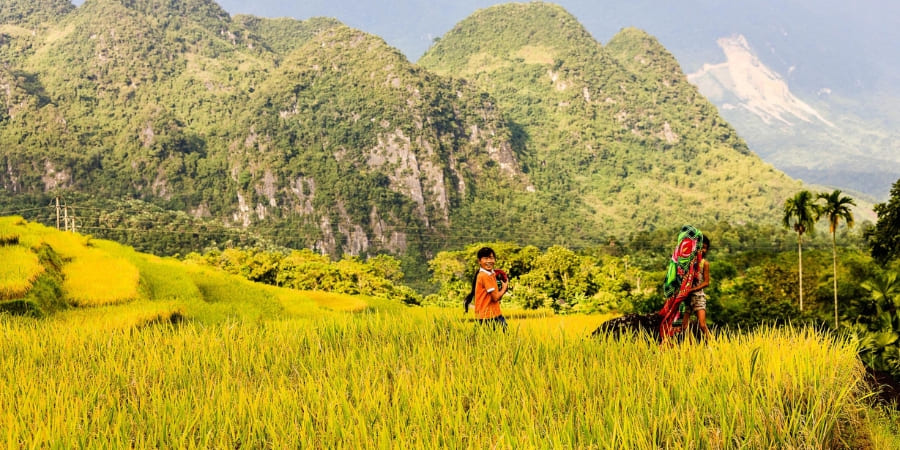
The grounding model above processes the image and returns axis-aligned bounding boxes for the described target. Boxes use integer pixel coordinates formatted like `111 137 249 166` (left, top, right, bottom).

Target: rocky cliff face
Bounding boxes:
228 24 529 255
0 0 537 257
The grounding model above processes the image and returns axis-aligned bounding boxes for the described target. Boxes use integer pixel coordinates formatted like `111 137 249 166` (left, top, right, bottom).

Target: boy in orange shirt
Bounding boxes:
472 247 509 330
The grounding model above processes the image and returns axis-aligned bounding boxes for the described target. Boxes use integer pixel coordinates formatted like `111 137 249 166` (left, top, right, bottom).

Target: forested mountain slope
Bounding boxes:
1 0 531 257
419 3 800 231
2 0 800 260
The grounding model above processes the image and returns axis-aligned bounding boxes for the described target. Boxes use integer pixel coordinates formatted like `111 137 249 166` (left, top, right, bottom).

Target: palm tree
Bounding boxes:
818 190 855 329
783 190 819 311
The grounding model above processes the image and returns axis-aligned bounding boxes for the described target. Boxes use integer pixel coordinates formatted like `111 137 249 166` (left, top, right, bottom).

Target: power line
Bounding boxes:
0 207 48 216
3 203 861 255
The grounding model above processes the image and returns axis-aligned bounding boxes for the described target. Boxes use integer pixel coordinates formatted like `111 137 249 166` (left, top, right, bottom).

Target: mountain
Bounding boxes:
685 33 900 200
1 0 535 257
2 0 807 263
419 3 800 230
581 1 900 200
192 0 900 200
0 0 74 26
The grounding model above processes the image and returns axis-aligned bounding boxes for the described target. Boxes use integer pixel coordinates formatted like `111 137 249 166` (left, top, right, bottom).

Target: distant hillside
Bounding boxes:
0 0 533 258
686 34 900 200
2 0 810 263
0 0 74 27
420 4 801 230
200 0 900 200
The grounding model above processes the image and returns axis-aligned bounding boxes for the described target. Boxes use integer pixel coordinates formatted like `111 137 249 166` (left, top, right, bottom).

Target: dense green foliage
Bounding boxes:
427 241 649 314
2 0 807 268
867 178 900 264
0 193 279 256
234 15 341 55
186 247 422 304
0 0 73 27
419 4 801 232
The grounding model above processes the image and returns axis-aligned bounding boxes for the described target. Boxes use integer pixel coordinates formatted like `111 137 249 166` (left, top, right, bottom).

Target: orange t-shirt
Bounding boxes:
474 269 502 319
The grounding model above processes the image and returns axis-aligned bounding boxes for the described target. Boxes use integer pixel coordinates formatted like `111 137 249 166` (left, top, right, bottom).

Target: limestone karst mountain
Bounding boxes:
2 0 804 260
420 3 800 230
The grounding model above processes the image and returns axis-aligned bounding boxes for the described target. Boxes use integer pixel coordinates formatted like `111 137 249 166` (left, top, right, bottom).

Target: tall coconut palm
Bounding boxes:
818 190 855 328
783 190 819 311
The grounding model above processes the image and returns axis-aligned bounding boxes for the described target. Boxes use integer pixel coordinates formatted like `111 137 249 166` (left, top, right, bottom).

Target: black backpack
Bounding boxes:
463 272 477 313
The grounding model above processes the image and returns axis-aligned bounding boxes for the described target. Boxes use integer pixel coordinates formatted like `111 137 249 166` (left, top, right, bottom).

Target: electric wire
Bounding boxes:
3 203 857 255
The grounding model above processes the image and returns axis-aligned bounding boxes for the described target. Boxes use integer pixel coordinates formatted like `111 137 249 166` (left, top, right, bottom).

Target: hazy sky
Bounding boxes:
65 0 758 60
210 0 676 59
66 0 899 90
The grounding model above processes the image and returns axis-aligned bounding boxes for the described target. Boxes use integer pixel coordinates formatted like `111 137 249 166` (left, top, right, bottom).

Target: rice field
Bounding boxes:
1 216 898 447
8 219 91 258
62 249 141 306
0 216 23 242
0 246 43 299
1 308 896 449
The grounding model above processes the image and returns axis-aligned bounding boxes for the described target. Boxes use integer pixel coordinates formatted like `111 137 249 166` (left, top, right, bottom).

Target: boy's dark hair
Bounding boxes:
476 247 495 259
464 247 496 312
703 235 711 248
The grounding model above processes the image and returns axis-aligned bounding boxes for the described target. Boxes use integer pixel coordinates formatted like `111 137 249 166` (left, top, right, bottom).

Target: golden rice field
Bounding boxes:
1 216 899 447
0 246 43 299
62 249 141 306
5 218 90 258
2 308 898 449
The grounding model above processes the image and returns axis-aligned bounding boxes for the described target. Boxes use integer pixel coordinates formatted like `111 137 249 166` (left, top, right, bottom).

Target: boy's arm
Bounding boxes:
692 260 710 291
489 277 507 301
481 272 508 302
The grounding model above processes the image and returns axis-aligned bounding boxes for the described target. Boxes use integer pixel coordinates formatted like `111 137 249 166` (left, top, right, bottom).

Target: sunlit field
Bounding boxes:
62 249 141 306
0 246 42 298
1 216 898 447
2 308 897 448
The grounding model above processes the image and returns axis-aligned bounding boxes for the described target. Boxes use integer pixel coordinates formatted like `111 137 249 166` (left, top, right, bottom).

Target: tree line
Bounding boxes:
190 178 900 378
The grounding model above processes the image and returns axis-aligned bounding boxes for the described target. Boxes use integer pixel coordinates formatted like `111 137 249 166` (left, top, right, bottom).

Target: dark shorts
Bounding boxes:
477 315 508 331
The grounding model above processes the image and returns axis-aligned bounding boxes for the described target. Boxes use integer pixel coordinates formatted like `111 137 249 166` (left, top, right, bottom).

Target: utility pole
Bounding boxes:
63 201 69 232
55 196 61 230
